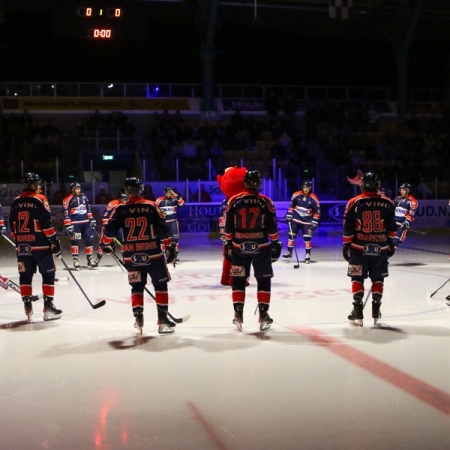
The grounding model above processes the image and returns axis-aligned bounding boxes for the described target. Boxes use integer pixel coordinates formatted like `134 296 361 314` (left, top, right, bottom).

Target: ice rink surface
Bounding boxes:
0 229 449 450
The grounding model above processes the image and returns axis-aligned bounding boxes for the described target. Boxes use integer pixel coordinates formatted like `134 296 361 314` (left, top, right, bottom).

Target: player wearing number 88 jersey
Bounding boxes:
343 172 397 326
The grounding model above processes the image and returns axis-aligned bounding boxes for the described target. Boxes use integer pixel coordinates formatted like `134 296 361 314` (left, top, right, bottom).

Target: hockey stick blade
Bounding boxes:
167 312 191 324
59 256 106 309
55 277 70 282
427 278 450 299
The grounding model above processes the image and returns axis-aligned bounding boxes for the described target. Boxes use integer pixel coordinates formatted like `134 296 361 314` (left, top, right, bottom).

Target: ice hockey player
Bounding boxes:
101 177 177 335
9 173 62 322
62 182 97 270
283 180 320 264
91 190 129 267
223 170 282 331
155 187 185 262
392 183 418 250
343 172 397 326
0 202 6 237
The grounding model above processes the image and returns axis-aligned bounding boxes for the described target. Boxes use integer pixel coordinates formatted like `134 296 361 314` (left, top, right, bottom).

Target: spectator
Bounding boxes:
95 188 112 204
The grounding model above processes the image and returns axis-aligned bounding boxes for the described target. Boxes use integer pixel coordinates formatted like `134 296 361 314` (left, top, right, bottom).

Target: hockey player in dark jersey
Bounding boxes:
392 183 418 249
101 177 177 335
63 182 97 270
283 180 320 263
223 170 282 331
0 202 6 236
343 172 397 326
92 190 129 267
155 187 185 262
9 173 62 322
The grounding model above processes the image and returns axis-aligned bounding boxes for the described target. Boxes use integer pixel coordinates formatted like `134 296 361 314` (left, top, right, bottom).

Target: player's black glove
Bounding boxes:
101 242 115 254
387 243 395 258
309 219 318 232
89 219 97 230
342 244 351 262
224 241 233 262
50 238 62 257
66 224 75 236
285 213 293 223
0 225 6 236
270 241 283 262
165 243 177 264
401 220 410 229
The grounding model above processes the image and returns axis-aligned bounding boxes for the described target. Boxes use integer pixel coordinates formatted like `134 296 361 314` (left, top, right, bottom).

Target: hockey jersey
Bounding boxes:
102 198 123 226
155 195 185 222
343 192 397 252
286 191 321 225
393 194 418 226
102 197 171 266
224 189 279 250
63 193 94 228
9 191 58 251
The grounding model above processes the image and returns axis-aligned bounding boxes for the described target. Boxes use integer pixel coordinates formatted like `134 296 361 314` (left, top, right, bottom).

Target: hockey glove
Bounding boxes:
342 244 351 262
401 220 410 229
224 242 233 262
270 241 283 262
387 243 395 258
0 225 6 236
285 213 293 223
89 219 97 230
165 243 177 264
101 242 115 254
310 219 318 231
66 224 75 236
50 238 62 257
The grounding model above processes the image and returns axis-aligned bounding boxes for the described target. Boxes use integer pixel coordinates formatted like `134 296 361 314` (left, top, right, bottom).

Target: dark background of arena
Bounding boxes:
1 0 450 88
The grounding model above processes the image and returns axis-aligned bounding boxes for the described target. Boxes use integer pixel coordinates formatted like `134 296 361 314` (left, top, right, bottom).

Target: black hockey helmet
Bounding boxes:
70 182 81 191
361 172 380 192
244 170 262 191
123 177 143 195
21 173 42 190
302 180 312 189
399 183 411 191
164 186 173 193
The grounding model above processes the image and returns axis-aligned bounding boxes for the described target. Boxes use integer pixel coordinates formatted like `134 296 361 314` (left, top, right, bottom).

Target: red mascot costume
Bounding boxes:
217 167 247 285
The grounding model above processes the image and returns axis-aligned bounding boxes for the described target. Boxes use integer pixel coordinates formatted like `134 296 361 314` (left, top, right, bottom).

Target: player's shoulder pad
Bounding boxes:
291 190 303 199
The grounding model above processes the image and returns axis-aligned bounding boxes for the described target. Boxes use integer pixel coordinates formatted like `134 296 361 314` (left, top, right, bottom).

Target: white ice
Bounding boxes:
0 230 449 449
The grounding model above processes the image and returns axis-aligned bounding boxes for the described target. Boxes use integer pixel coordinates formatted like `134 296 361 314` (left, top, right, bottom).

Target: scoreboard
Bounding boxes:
53 1 147 40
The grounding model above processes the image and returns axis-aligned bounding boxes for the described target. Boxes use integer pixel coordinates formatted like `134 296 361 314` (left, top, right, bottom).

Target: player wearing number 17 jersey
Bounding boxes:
223 170 282 331
342 172 397 327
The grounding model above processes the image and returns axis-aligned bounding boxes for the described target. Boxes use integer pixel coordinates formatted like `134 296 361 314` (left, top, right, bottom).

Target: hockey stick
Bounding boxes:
0 274 40 301
409 228 431 235
362 286 373 309
109 251 190 323
287 222 300 269
426 278 450 299
58 256 106 309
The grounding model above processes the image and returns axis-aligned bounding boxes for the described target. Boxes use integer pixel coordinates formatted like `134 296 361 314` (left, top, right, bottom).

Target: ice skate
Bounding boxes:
23 296 33 323
133 307 144 335
157 307 176 334
258 304 273 331
282 251 292 259
232 303 244 331
348 301 363 326
73 257 80 270
372 300 382 325
43 297 62 321
88 256 99 269
305 253 311 264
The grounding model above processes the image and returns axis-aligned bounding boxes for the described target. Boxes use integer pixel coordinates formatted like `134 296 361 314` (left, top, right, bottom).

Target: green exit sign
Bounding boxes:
102 155 114 161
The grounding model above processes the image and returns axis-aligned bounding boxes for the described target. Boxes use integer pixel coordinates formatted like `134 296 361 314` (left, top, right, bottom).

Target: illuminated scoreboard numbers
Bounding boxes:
78 7 93 17
107 8 123 18
88 28 113 39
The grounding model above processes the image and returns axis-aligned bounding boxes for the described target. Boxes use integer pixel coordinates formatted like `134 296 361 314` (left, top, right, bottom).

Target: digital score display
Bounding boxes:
53 2 147 41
